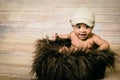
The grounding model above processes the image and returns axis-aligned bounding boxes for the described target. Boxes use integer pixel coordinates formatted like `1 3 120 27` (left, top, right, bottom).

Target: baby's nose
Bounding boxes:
80 27 86 32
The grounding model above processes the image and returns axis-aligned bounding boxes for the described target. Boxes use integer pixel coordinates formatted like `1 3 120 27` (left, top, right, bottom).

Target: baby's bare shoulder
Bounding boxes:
91 33 100 39
69 31 75 37
92 33 107 44
88 33 101 43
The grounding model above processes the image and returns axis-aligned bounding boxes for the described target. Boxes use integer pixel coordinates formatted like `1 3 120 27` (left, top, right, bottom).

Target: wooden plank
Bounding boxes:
0 0 119 5
0 64 31 79
0 51 33 66
0 5 119 14
0 26 119 37
0 75 30 80
0 14 119 23
0 42 34 53
0 50 32 79
0 22 120 31
0 32 119 41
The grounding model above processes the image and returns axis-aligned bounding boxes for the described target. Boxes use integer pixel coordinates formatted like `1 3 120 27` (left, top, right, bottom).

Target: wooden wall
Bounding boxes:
0 0 120 80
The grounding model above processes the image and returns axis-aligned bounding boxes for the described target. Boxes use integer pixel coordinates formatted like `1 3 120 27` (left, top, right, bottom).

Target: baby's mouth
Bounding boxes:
79 34 87 39
80 34 86 36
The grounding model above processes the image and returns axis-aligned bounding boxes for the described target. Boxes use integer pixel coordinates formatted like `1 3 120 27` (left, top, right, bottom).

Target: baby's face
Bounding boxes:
73 23 93 40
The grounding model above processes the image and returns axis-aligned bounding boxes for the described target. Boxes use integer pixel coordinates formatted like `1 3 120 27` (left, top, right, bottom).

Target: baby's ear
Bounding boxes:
91 26 94 29
92 21 95 28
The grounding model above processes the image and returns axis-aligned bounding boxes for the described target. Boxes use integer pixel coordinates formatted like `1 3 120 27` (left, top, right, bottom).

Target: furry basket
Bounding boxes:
31 38 116 80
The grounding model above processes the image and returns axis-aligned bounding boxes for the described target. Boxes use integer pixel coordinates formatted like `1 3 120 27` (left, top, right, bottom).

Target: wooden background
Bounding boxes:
0 0 120 80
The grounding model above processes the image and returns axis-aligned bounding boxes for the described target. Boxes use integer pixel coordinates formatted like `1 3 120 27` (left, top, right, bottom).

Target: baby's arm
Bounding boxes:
52 33 71 41
93 34 110 51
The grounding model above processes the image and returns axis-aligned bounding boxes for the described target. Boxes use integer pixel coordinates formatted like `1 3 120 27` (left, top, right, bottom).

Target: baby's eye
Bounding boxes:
85 25 91 29
76 25 81 28
76 24 81 28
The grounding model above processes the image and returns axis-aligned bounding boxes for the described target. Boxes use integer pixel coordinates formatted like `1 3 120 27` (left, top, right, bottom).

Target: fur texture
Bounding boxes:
31 38 115 80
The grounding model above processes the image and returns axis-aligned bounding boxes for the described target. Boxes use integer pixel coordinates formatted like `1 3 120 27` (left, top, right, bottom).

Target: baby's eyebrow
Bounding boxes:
76 23 87 27
76 23 82 26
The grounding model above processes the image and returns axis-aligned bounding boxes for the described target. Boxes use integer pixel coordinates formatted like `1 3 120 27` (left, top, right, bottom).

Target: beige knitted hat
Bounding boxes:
70 7 95 27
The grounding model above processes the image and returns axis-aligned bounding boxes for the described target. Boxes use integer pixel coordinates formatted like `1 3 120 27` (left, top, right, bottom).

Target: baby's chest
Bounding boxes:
71 39 94 49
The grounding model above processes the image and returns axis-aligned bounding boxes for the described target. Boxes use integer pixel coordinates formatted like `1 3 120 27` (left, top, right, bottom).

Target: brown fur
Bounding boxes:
31 38 116 80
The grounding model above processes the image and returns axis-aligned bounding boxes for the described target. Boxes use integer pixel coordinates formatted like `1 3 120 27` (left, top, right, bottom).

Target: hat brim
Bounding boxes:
70 18 93 27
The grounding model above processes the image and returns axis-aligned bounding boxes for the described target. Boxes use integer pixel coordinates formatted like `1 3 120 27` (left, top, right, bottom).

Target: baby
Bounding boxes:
32 8 116 80
52 7 110 52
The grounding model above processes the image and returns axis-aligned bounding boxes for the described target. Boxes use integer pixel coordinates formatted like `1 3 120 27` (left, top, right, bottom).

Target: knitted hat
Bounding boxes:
70 7 95 27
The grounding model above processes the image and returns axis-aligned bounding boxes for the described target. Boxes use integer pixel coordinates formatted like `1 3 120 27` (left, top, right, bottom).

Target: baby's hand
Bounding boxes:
45 33 58 41
52 33 59 41
58 46 70 53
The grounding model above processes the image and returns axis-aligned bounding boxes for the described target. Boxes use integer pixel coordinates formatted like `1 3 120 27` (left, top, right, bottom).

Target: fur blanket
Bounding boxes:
31 38 116 80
